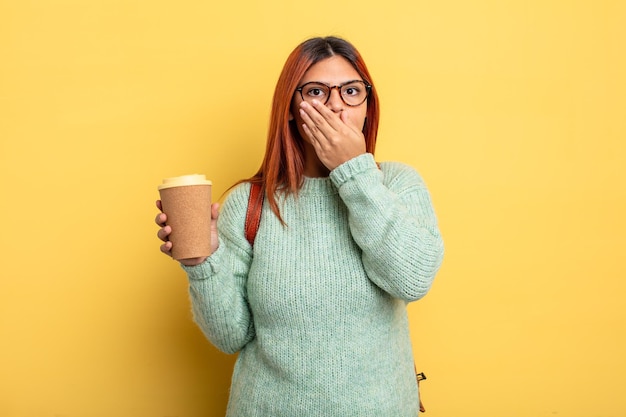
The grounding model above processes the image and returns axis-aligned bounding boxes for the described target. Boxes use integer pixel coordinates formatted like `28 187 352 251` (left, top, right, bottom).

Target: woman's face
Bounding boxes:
290 55 368 142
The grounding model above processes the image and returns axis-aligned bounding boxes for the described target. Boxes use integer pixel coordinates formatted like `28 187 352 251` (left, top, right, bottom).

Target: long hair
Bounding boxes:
241 36 380 223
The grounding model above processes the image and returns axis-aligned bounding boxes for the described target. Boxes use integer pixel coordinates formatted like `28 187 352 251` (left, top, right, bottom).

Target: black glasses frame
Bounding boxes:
295 80 372 107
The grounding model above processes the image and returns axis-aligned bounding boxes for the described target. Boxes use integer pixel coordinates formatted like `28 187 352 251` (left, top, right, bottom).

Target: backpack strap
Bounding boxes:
244 182 264 246
416 368 427 412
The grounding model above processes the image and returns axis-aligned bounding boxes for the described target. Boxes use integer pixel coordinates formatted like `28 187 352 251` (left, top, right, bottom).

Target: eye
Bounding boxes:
344 87 360 96
308 88 324 97
342 83 363 97
303 83 328 99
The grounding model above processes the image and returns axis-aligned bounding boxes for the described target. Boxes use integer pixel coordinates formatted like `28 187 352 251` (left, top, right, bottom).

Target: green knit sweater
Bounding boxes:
182 153 444 416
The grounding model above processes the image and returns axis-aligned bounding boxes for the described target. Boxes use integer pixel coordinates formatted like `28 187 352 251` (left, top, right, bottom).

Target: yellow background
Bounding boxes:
1 1 624 416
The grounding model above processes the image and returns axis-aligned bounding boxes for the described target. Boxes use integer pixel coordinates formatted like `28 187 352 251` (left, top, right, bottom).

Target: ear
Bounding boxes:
288 112 294 121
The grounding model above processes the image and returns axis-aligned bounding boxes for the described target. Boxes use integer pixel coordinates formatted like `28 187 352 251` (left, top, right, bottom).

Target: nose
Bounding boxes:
326 86 344 113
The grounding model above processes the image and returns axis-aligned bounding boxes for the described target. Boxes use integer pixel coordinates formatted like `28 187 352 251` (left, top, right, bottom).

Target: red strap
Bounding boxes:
415 367 426 413
244 182 264 246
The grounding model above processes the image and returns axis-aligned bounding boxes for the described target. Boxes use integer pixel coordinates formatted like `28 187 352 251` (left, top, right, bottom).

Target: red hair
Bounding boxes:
240 36 380 223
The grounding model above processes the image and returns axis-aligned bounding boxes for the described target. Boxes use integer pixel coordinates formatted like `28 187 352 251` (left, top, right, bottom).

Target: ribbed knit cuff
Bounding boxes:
180 241 224 280
329 153 378 188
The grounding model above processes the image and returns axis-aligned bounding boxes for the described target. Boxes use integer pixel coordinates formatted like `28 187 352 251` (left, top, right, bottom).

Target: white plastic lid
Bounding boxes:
158 174 212 190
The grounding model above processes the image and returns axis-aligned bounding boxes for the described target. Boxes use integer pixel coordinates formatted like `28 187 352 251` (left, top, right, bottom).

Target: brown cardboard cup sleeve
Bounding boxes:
158 175 212 260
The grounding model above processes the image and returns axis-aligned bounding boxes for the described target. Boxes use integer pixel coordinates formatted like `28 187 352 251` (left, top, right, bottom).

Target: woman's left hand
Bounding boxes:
299 100 366 171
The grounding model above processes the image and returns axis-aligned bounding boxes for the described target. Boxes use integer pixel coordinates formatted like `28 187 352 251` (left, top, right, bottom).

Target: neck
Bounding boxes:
302 142 330 177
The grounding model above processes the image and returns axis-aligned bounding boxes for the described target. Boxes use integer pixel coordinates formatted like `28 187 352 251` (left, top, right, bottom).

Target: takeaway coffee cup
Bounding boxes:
158 174 212 261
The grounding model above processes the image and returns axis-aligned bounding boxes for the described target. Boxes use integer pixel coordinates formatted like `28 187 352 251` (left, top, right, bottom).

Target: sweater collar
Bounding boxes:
299 175 337 196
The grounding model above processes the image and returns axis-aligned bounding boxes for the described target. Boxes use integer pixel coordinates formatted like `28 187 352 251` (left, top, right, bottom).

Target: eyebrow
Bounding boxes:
298 79 364 87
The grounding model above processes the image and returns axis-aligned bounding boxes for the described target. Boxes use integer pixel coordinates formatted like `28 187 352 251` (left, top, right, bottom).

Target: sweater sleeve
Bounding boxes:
181 183 255 354
330 153 444 302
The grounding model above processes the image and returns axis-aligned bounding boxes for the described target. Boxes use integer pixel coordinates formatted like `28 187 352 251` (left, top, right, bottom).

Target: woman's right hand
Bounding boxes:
155 200 216 267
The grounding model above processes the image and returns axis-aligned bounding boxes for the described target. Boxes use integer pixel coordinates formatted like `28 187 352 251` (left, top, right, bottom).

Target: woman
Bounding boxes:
156 36 444 416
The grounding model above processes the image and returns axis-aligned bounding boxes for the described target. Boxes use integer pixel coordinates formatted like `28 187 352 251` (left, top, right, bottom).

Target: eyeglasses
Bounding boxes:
295 80 372 107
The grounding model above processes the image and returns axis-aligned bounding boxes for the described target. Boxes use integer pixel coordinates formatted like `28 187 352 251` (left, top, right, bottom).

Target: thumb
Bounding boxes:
340 110 351 126
211 203 220 220
340 110 361 132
